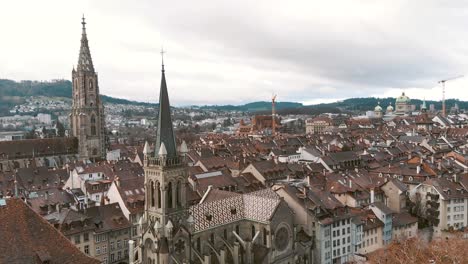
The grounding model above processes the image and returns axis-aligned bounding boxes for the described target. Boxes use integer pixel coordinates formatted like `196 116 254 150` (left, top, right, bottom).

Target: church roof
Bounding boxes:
189 189 281 232
77 16 94 72
154 60 177 158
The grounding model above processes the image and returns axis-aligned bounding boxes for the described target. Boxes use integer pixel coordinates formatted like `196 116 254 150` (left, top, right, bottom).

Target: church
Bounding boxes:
132 58 308 264
0 16 106 172
69 16 106 160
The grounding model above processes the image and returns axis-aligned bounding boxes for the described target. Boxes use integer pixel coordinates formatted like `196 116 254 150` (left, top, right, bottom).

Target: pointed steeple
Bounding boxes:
77 15 95 72
143 141 150 155
155 50 177 158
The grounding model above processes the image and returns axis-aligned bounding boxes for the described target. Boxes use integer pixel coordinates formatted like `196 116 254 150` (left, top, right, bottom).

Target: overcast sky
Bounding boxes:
2 0 468 106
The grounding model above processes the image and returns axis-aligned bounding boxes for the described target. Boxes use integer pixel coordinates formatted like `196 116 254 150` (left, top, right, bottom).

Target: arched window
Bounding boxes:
251 225 256 239
176 180 181 207
90 115 96 135
89 80 93 90
157 182 161 208
150 181 155 207
167 182 173 208
92 148 98 156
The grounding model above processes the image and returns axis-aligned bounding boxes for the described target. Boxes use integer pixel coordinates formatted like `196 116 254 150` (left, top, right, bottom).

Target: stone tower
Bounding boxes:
70 16 106 160
143 56 188 250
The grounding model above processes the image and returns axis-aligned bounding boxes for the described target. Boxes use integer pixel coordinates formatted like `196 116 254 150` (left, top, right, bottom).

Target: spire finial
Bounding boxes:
81 14 86 34
160 47 166 72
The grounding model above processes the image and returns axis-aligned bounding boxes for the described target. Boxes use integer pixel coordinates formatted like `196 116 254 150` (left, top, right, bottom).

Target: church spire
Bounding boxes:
155 49 177 158
77 15 95 72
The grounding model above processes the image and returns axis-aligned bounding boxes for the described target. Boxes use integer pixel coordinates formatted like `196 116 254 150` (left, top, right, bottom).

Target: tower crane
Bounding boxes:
272 94 277 135
438 75 463 117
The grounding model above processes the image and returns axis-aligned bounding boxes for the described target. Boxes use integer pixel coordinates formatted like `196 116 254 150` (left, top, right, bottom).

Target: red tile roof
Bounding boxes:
0 198 99 264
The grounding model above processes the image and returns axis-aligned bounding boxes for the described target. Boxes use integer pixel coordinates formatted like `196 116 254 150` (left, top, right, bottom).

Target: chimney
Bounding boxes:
56 203 61 213
417 166 421 174
370 188 375 204
438 161 442 170
115 177 120 187
349 180 352 189
431 156 434 164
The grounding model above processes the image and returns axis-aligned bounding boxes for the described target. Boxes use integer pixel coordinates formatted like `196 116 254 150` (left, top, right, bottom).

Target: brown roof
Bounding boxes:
0 198 99 264
0 137 78 159
392 212 418 227
115 177 145 214
86 203 132 233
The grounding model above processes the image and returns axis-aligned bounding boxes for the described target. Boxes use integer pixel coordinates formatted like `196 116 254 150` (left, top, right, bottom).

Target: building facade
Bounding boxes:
394 92 412 116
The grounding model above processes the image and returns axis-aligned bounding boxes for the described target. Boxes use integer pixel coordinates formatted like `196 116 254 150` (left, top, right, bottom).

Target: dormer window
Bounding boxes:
230 208 237 215
205 214 213 221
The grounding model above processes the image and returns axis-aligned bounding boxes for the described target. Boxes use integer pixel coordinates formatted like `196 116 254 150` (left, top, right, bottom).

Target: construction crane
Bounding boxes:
272 94 277 135
439 75 463 117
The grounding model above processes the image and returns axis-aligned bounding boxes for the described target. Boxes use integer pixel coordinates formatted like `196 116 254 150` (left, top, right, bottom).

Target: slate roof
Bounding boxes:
85 203 132 233
154 63 177 158
392 212 418 227
423 178 468 200
0 198 99 264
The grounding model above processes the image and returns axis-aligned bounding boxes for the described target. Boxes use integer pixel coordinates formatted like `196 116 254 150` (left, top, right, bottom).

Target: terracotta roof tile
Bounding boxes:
0 198 99 264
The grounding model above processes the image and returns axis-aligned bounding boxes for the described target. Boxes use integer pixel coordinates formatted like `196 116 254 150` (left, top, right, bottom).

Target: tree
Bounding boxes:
56 120 65 137
369 236 468 264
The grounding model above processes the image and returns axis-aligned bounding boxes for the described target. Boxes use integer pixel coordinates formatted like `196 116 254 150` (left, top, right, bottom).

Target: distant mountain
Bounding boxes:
0 79 156 114
1 79 467 116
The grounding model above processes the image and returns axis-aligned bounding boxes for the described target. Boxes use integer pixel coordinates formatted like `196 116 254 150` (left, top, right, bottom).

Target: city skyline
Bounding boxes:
2 0 468 106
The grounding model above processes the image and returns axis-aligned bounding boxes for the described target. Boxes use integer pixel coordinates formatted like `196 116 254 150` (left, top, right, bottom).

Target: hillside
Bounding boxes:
198 101 303 112
0 79 156 114
1 79 467 116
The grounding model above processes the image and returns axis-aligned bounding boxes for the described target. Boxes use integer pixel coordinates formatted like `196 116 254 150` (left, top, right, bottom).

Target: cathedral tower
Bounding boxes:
70 16 106 159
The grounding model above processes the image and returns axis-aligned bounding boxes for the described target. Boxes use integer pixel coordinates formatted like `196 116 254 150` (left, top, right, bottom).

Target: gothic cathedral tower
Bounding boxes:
142 56 189 261
70 16 106 160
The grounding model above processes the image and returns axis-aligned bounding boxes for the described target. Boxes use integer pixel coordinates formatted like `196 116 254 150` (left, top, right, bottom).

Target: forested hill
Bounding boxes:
0 79 155 105
0 79 156 114
1 79 467 115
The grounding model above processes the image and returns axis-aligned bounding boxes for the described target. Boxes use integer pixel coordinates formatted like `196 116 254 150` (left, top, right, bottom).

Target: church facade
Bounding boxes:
132 61 310 264
69 17 106 160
